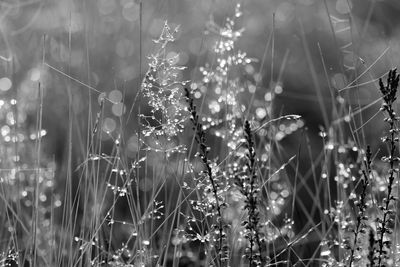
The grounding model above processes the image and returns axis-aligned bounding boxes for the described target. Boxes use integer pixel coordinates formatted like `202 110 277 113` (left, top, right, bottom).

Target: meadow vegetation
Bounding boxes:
1 1 400 266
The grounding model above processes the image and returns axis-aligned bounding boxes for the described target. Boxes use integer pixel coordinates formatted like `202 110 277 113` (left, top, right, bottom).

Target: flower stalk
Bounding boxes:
348 146 372 267
235 120 264 266
184 87 227 266
376 68 400 266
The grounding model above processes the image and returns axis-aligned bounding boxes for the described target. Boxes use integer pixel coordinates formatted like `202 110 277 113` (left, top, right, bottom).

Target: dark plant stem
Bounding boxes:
243 120 264 266
368 228 376 267
376 69 399 266
184 88 225 267
348 146 372 267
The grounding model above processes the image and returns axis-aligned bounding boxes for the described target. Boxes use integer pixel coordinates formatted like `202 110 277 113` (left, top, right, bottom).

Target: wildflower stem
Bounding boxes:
348 146 372 267
242 120 264 266
185 88 225 266
376 68 399 266
368 228 376 267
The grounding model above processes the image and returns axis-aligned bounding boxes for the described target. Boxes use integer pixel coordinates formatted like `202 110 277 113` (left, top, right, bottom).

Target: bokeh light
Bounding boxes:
122 1 140 22
103 117 116 133
109 90 123 103
0 78 12 92
97 0 117 15
331 73 347 90
30 68 41 82
275 2 295 25
116 38 135 58
336 0 352 14
256 107 267 119
112 102 126 117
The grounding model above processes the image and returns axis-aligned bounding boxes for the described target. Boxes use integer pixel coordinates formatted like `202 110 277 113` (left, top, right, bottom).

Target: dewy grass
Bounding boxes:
5 3 400 267
140 21 189 155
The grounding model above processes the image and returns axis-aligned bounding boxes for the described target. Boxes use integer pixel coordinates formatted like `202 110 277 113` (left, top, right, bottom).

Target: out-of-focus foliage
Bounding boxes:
0 0 398 145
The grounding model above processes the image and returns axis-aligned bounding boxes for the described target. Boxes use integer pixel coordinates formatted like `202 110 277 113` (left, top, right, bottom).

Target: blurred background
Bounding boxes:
0 0 400 158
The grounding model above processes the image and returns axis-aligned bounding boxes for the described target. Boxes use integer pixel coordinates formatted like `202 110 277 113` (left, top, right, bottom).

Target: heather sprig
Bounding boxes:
368 228 376 267
234 120 265 266
184 87 228 266
348 145 372 267
376 68 400 266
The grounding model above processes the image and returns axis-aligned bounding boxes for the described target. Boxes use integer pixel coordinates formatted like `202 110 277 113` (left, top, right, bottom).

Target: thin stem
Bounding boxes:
376 69 399 266
348 146 372 267
185 88 225 267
